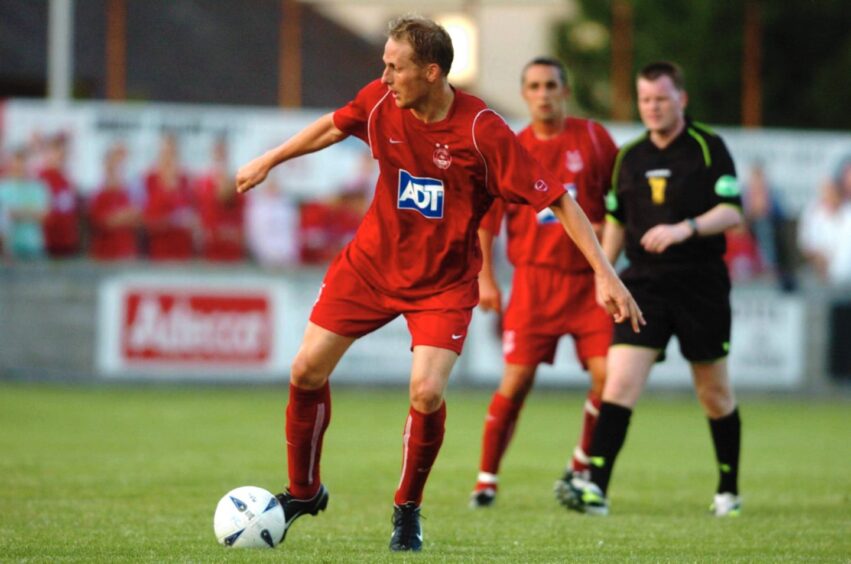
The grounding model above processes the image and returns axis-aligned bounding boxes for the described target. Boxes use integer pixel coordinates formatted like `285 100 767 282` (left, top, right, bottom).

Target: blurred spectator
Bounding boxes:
724 224 762 283
88 143 141 261
0 148 49 259
298 152 372 264
196 138 245 262
142 134 197 261
827 158 851 285
742 162 797 291
798 161 848 284
38 133 81 257
245 174 298 267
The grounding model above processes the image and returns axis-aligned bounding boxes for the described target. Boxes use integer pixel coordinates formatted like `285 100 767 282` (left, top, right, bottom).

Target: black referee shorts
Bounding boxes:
612 261 731 363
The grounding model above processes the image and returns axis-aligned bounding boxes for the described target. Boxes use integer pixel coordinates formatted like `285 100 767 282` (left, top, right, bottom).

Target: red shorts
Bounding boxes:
502 265 612 367
310 253 476 354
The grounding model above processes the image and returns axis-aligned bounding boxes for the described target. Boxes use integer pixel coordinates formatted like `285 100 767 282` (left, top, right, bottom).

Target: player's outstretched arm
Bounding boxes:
236 112 346 194
550 194 645 332
477 228 502 313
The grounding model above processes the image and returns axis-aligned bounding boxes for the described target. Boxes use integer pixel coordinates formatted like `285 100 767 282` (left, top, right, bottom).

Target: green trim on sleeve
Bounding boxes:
605 189 619 213
687 127 711 167
605 213 623 226
715 175 741 198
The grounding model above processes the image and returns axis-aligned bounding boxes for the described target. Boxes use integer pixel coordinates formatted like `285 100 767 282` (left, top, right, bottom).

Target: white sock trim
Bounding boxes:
477 471 498 485
584 399 600 417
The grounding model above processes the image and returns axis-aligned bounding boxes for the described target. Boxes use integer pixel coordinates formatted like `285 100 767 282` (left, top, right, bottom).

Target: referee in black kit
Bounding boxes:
557 61 745 517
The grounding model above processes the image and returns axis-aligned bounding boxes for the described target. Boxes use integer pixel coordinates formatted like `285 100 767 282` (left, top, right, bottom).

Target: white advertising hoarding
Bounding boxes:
97 271 804 389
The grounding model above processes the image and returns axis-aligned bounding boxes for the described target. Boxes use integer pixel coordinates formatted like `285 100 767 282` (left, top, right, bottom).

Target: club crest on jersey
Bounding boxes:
433 143 452 170
398 169 445 219
565 150 584 173
645 168 671 205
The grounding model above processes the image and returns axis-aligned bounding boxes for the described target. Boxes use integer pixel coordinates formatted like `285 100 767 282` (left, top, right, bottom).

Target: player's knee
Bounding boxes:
409 380 444 413
696 381 734 417
289 353 329 389
499 375 533 402
499 365 535 401
588 369 606 398
602 374 639 406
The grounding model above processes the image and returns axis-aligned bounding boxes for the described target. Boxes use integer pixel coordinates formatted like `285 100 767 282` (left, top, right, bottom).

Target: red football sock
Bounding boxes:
572 392 601 473
394 402 446 506
475 392 523 490
285 382 331 499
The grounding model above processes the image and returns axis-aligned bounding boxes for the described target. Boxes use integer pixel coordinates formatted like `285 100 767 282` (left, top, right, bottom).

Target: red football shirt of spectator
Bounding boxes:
89 185 139 260
39 165 80 257
196 172 245 262
143 170 195 260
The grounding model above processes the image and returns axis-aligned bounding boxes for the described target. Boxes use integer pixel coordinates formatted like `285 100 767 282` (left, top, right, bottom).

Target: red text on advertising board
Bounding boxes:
122 291 272 363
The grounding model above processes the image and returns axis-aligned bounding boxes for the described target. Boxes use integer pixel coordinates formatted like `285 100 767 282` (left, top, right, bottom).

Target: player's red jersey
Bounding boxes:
196 174 245 262
39 166 80 256
143 171 195 260
88 186 138 260
480 118 617 273
332 79 566 299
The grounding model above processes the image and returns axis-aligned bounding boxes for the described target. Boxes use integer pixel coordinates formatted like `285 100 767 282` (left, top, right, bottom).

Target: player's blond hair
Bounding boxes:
387 15 453 76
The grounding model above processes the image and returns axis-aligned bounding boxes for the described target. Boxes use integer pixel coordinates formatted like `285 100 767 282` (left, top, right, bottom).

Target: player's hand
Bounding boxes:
236 154 272 194
478 274 502 313
595 270 645 333
640 223 692 254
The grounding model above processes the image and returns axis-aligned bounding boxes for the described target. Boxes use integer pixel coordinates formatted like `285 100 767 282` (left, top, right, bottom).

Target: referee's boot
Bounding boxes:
275 484 329 543
554 474 609 516
710 492 742 517
389 502 423 552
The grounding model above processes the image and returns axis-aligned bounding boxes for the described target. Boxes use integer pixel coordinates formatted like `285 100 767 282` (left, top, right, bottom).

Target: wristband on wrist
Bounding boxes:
686 217 699 238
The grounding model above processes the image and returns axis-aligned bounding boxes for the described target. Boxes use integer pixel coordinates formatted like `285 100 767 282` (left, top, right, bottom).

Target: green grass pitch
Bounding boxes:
0 383 848 562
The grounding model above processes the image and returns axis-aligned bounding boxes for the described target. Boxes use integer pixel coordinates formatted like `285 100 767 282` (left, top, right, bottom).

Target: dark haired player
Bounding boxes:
469 57 619 508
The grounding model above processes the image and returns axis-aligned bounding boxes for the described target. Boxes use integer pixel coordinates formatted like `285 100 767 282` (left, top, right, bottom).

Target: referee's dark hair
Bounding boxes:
521 57 568 87
638 61 685 90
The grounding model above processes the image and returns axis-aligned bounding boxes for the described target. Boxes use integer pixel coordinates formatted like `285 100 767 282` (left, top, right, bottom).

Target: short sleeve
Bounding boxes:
708 136 743 210
473 111 565 211
585 121 618 223
332 79 388 144
605 149 628 226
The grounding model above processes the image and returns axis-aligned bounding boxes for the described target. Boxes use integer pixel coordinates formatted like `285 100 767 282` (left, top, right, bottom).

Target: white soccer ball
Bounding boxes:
213 486 286 548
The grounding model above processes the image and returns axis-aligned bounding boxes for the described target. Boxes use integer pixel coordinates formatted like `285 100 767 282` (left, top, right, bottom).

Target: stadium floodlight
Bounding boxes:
436 13 478 87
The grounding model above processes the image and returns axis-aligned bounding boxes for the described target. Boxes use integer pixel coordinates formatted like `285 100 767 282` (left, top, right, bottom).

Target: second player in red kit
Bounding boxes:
470 58 619 508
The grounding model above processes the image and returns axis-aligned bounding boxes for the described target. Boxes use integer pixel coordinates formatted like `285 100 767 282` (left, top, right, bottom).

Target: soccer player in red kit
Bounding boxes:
470 58 619 508
236 16 643 552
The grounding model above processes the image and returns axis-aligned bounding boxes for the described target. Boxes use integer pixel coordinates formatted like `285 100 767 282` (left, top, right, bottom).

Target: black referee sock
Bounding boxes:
708 407 741 495
587 402 633 495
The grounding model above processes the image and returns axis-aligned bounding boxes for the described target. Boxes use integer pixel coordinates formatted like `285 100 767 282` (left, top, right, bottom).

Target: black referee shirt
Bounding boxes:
606 120 742 268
